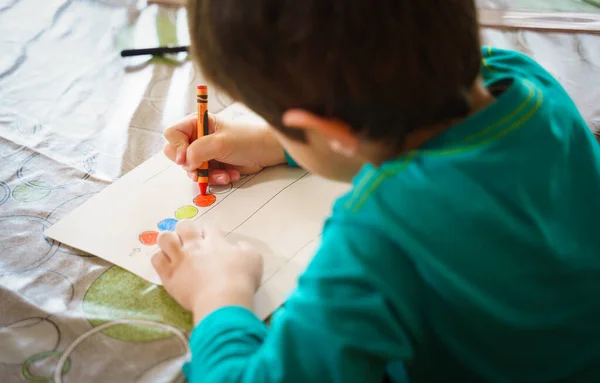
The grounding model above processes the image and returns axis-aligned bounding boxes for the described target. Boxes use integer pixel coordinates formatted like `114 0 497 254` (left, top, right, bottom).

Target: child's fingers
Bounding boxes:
184 167 239 184
165 113 218 146
183 134 226 172
151 251 171 277
165 113 197 142
221 166 241 182
202 224 225 240
209 169 231 184
175 145 187 165
205 162 240 184
187 171 199 182
157 232 184 264
229 169 241 182
163 141 189 166
176 220 202 244
163 143 176 162
163 143 187 165
164 116 197 165
207 114 219 134
164 125 193 147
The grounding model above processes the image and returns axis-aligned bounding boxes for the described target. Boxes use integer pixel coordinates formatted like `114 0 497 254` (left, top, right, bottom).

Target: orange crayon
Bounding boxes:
196 85 209 195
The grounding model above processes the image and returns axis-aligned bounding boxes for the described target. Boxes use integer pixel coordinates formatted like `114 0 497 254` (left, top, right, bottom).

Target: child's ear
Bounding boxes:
282 109 358 157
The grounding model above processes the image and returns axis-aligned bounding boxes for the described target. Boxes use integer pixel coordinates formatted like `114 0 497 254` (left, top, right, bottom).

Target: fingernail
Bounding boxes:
175 151 184 164
215 174 226 183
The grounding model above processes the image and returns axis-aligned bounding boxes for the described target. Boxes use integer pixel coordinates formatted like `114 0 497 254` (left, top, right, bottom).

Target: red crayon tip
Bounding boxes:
199 182 208 196
197 85 207 90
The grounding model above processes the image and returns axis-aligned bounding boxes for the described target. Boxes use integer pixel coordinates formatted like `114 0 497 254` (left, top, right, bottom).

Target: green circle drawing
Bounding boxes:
174 205 198 220
12 181 51 202
83 266 192 342
22 351 70 382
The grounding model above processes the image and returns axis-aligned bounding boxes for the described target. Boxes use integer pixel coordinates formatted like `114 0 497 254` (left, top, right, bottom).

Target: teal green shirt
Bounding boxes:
183 48 600 382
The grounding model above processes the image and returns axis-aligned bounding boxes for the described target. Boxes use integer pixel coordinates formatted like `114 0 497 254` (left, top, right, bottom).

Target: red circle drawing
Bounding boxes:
139 231 159 245
193 194 216 207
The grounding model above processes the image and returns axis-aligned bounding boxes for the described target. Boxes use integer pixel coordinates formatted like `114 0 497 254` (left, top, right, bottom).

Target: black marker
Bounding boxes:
120 45 189 58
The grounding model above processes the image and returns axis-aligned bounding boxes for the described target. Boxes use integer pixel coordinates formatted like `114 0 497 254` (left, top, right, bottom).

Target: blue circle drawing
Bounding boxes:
0 182 9 205
157 218 178 232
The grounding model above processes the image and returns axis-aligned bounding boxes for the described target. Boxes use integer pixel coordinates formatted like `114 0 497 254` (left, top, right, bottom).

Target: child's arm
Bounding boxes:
163 113 290 183
153 220 420 383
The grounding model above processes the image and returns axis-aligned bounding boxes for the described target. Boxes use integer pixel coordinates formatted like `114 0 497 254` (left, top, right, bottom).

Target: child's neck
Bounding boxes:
363 77 495 166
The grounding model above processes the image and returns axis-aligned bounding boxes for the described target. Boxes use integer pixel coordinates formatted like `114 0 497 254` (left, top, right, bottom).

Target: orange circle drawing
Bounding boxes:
139 231 159 245
193 193 216 207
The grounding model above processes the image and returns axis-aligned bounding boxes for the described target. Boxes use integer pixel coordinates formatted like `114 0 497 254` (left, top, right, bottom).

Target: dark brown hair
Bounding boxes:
188 0 481 146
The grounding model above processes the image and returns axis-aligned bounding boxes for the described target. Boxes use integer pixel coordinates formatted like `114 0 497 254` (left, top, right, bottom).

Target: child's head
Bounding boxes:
188 0 481 180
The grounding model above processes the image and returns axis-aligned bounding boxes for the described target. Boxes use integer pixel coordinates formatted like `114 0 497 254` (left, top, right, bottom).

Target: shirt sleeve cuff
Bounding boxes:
284 151 298 167
190 306 265 344
184 306 267 380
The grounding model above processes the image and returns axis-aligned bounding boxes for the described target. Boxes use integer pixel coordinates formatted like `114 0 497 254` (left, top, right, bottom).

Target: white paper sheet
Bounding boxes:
45 103 349 319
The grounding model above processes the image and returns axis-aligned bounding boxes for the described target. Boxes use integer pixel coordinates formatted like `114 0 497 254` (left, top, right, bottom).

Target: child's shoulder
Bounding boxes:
481 46 542 81
482 46 591 138
333 156 440 228
481 46 569 101
329 46 596 245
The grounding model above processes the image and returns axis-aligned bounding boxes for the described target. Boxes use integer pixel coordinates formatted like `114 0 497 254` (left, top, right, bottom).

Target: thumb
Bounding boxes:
164 116 195 165
164 113 219 165
183 134 227 171
207 113 219 134
151 251 172 279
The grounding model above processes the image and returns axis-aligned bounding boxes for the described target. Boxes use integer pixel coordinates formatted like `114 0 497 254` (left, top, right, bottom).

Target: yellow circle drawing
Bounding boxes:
174 205 198 220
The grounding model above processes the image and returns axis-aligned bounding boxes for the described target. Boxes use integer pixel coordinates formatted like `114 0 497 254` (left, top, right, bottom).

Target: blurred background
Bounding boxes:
489 0 600 11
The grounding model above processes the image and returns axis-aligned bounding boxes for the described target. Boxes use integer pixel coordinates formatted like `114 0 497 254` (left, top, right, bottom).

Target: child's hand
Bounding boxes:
163 113 286 183
152 221 263 324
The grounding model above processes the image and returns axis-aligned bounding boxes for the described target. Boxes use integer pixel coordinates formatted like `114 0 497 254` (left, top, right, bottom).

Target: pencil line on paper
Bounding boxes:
140 172 261 256
140 168 307 257
260 234 321 287
140 173 260 256
142 164 173 184
190 172 261 223
226 171 309 235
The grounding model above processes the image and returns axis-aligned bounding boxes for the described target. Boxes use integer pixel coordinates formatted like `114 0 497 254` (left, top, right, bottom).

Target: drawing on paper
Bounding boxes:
193 193 216 207
45 103 350 319
174 205 197 219
157 218 178 232
209 182 233 194
139 231 159 245
137 191 218 246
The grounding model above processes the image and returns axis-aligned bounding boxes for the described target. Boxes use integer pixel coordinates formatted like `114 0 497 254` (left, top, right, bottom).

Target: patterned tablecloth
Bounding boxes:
0 1 598 382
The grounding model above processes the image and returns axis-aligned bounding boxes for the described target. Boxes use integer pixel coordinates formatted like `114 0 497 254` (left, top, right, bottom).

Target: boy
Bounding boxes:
152 0 600 382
